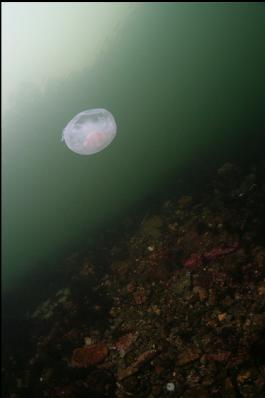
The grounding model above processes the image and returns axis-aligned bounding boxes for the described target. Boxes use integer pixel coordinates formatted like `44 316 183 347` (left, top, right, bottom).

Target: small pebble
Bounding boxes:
166 382 175 392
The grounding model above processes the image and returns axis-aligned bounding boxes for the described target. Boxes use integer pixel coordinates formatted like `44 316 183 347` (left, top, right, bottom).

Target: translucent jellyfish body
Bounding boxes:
62 108 117 155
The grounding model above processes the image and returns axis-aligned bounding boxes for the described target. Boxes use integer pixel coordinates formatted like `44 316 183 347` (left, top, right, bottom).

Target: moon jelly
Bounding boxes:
62 108 117 155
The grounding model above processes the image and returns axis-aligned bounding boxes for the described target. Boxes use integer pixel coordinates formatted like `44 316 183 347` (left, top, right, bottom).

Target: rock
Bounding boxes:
109 306 121 317
133 287 148 305
140 215 163 239
217 312 227 321
193 286 208 301
79 260 96 277
183 253 202 269
54 384 74 398
148 305 161 315
126 281 137 293
173 273 191 295
183 242 239 269
224 377 236 397
208 289 216 305
70 343 108 368
115 333 138 357
177 346 201 365
84 336 94 346
166 382 175 392
237 370 251 384
206 351 231 362
31 288 72 320
177 195 193 209
203 242 239 261
117 349 158 381
217 163 240 180
257 282 265 295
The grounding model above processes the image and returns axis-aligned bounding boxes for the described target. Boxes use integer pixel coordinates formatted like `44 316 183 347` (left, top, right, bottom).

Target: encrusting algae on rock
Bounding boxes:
2 160 265 397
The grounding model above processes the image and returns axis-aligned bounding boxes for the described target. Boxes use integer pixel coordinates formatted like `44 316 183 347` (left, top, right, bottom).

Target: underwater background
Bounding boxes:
2 3 265 398
3 2 265 330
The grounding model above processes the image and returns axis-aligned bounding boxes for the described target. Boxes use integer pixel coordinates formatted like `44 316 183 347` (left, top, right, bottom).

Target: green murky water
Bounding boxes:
3 3 265 307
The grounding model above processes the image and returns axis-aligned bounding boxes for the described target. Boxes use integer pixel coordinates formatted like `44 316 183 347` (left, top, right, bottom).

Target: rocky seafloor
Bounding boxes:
2 161 265 398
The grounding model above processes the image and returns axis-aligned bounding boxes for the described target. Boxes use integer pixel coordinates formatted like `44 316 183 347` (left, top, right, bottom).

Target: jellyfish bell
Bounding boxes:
62 108 117 155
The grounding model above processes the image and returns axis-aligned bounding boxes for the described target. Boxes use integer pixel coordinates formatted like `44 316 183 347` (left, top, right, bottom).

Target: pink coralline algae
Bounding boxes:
183 253 203 269
203 242 239 260
183 242 239 269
